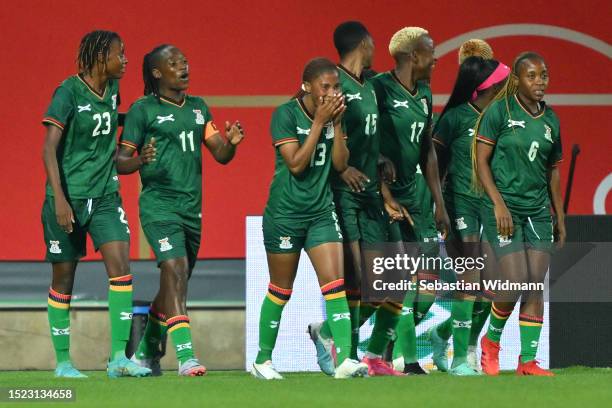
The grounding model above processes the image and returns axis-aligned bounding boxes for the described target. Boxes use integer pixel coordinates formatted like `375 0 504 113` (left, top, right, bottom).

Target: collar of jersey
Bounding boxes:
160 95 186 108
514 94 545 119
296 98 314 122
467 101 482 114
337 64 365 87
76 74 107 100
390 70 418 98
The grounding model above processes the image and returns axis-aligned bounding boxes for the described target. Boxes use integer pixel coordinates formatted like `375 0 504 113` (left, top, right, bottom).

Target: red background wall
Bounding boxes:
1 0 610 260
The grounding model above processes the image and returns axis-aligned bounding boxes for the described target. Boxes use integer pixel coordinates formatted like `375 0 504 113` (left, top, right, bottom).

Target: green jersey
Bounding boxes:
42 75 120 199
121 94 214 226
265 98 338 219
371 72 433 212
434 102 481 199
330 65 380 195
476 95 562 211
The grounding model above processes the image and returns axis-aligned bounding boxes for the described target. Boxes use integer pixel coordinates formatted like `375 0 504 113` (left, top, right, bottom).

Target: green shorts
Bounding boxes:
142 220 201 270
263 208 344 253
445 193 483 240
411 209 440 257
481 205 554 258
41 192 130 262
333 191 389 244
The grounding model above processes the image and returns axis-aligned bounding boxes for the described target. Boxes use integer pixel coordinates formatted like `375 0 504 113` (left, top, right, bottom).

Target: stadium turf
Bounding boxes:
0 367 610 407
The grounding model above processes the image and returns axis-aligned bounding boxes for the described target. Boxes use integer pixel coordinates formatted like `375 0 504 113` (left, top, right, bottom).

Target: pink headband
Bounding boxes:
471 63 510 101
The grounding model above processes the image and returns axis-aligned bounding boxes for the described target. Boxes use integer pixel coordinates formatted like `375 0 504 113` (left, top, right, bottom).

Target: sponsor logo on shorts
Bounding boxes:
332 312 351 322
120 312 133 321
156 114 175 124
52 327 70 336
456 217 468 230
193 109 205 124
453 319 472 329
176 342 192 352
269 320 279 329
159 237 173 252
497 234 512 247
49 240 62 254
279 236 293 250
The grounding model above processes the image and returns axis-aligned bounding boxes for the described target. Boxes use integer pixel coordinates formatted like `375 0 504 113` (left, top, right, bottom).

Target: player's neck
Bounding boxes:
339 55 364 79
516 92 540 114
394 64 417 92
82 70 108 95
158 88 186 104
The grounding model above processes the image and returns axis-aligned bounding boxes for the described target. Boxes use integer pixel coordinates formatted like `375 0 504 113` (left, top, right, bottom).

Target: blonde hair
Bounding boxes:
389 27 429 58
470 51 544 192
458 39 493 64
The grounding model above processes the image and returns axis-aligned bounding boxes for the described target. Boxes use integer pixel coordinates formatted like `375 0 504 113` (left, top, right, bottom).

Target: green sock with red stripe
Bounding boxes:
167 315 195 364
321 279 351 364
47 288 72 364
255 283 292 364
108 274 133 359
486 303 512 343
519 314 544 363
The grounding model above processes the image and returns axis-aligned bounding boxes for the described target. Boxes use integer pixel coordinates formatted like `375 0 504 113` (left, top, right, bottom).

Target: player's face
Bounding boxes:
307 71 341 106
105 39 127 79
156 47 190 92
362 36 375 69
517 58 549 103
414 35 436 81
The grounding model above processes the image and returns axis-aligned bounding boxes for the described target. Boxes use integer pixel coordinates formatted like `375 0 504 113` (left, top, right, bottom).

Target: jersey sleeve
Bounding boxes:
42 85 74 131
550 129 563 167
199 98 218 141
120 103 147 151
433 110 455 148
270 104 298 147
476 102 504 146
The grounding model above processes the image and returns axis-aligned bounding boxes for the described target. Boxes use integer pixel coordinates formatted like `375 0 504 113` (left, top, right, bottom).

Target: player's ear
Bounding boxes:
302 82 311 94
152 68 162 80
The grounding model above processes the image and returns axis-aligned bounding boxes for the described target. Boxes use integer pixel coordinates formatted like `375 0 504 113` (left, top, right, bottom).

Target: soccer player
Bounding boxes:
475 52 564 376
42 30 151 378
371 27 450 375
429 56 510 376
252 57 368 380
307 21 404 377
117 45 244 376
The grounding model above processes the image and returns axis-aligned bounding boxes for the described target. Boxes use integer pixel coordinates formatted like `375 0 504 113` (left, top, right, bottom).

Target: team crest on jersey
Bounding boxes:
296 126 310 135
346 92 362 102
325 124 334 139
507 119 526 129
392 99 409 109
156 114 175 124
159 237 173 252
420 98 429 115
279 236 293 250
193 109 205 124
77 104 91 113
112 94 117 110
49 240 61 254
497 234 512 247
456 217 468 230
544 125 553 142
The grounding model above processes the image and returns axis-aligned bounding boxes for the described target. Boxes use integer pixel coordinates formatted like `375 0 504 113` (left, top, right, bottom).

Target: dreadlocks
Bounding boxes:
142 44 172 100
77 30 121 75
470 52 546 191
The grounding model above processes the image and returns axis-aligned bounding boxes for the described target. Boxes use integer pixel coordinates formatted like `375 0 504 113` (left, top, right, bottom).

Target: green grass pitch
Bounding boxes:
1 367 611 407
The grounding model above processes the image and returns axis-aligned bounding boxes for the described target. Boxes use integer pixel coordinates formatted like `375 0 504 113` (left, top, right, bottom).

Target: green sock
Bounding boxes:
486 303 512 343
322 279 352 364
108 274 133 359
451 298 475 368
519 314 543 363
393 288 417 362
255 284 291 364
359 303 379 326
469 300 491 346
367 303 401 356
346 290 361 360
135 306 167 359
47 288 72 364
167 315 195 364
436 317 453 341
413 293 435 326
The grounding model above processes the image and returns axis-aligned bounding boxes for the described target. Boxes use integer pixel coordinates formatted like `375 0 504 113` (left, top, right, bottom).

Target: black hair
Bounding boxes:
439 56 500 119
292 57 339 99
333 21 370 58
513 51 545 76
77 30 121 75
142 44 172 99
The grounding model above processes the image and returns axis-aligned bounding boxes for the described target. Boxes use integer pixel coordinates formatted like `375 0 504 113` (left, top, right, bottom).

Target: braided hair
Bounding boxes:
142 44 172 100
77 30 121 75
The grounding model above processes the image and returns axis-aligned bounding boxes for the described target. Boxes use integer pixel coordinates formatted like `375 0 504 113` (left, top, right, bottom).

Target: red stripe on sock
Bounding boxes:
268 283 292 295
109 274 133 283
167 315 190 325
49 287 71 300
519 314 544 323
320 279 344 293
492 304 512 317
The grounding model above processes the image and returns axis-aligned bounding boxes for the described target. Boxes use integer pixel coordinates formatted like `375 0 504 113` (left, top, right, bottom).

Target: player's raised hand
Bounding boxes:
314 94 343 125
225 121 245 146
140 137 156 164
341 166 370 192
332 94 346 126
54 195 75 234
